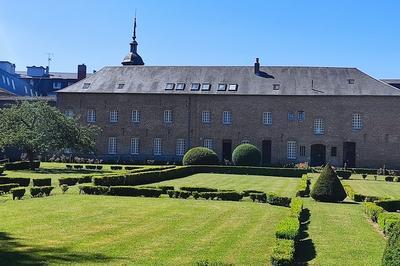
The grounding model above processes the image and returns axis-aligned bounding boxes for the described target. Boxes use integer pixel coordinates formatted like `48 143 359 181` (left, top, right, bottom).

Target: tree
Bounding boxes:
310 163 347 202
182 147 219 165
0 101 98 169
232 144 261 166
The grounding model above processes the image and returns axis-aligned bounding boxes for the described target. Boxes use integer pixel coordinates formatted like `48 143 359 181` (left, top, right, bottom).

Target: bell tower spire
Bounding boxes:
122 13 144 66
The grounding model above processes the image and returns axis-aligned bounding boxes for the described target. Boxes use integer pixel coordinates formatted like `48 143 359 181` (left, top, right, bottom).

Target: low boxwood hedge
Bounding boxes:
0 165 4 174
343 184 386 202
267 193 292 207
30 186 54 197
242 189 264 197
167 190 191 199
32 178 52 187
336 170 352 179
0 177 30 187
249 192 267 203
378 213 400 234
79 185 109 195
385 176 395 182
11 187 25 200
85 165 97 170
275 217 300 240
296 175 311 197
78 175 93 184
180 186 218 193
0 183 19 193
270 239 295 266
376 200 400 212
59 177 79 186
108 186 162 198
382 222 400 266
73 165 84 170
290 198 304 219
5 160 40 170
364 202 385 222
110 166 123 170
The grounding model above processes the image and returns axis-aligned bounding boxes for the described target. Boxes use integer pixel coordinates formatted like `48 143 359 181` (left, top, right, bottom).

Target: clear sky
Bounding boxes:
1 0 399 78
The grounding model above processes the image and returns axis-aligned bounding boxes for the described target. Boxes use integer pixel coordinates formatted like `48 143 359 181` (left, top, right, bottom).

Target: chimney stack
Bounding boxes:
254 58 260 75
77 64 87 80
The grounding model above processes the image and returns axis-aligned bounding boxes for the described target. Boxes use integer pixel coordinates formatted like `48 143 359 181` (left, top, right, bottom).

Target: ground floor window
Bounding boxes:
287 141 297 159
176 139 186 156
130 138 140 155
108 137 117 154
299 145 306 157
154 138 162 155
331 147 337 157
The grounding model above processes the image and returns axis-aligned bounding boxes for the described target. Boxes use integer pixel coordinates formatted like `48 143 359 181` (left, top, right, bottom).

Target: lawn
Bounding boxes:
343 179 400 199
0 193 288 265
152 173 300 196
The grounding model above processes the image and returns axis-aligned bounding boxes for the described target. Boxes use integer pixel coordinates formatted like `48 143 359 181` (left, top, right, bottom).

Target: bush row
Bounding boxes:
59 175 94 186
30 186 54 197
385 176 400 182
0 183 19 193
343 184 386 202
275 217 300 240
336 170 352 179
382 222 400 265
4 161 40 170
248 192 291 207
66 164 104 170
296 174 311 197
0 165 4 174
0 177 30 187
11 187 25 200
364 202 385 222
376 200 400 212
32 178 52 187
378 213 400 235
180 186 218 193
78 185 109 195
108 186 162 197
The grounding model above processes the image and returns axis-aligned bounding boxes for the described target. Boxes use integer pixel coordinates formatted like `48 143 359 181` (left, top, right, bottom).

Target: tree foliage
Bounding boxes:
232 143 261 166
310 163 347 202
182 147 219 165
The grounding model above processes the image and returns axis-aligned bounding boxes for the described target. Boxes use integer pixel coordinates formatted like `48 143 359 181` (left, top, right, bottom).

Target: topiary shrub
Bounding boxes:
336 170 352 180
231 144 261 166
182 147 219 165
32 178 51 187
310 163 347 202
11 187 25 200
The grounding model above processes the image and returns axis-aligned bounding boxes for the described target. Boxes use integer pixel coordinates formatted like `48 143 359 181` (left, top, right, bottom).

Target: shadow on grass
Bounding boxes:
295 208 316 265
0 232 119 265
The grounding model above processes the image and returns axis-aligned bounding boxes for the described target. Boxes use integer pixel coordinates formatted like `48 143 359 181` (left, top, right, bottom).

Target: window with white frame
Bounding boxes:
164 110 173 123
218 84 227 91
131 110 140 123
53 81 62 89
191 83 200 91
223 111 232 125
130 138 140 155
176 139 186 156
64 109 74 118
352 113 362 130
154 138 162 155
176 83 185 90
287 141 297 159
165 83 175 90
228 84 238 91
314 118 324 135
203 138 213 150
109 110 118 123
202 111 211 123
263 112 272 125
299 145 306 157
108 137 117 154
87 109 96 123
201 83 211 91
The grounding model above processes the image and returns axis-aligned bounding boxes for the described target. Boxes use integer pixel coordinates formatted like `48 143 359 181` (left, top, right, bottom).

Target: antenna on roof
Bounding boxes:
46 52 53 75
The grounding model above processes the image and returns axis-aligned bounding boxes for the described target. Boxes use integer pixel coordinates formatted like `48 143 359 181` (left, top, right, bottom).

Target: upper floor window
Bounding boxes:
218 84 227 91
154 138 162 155
164 110 173 123
64 109 74 118
191 83 200 91
176 139 186 156
352 113 362 130
228 84 238 91
203 138 213 150
53 82 62 89
132 110 140 123
130 138 140 155
201 83 211 91
263 112 272 125
288 112 295 121
176 83 185 90
202 111 211 123
314 118 324 135
109 110 118 123
87 109 96 123
108 137 117 155
223 111 232 125
298 111 305 122
287 141 297 159
165 83 175 90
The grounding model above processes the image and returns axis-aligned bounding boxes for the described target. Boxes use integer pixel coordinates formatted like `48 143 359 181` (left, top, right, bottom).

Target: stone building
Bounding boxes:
57 19 400 168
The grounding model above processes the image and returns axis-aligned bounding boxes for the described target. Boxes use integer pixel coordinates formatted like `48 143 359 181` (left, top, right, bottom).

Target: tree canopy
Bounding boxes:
0 101 98 168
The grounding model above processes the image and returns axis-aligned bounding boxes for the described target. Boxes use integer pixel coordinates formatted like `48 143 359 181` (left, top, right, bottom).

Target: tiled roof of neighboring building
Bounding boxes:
58 66 400 96
0 69 36 96
16 71 79 80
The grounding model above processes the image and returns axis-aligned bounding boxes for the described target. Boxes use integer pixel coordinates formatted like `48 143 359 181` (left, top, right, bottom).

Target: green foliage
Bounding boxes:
242 189 264 197
343 184 386 202
78 185 109 195
182 147 219 165
84 165 97 170
32 178 51 187
61 184 69 194
0 165 4 174
249 192 266 203
108 186 162 198
275 217 300 240
385 176 395 182
10 187 25 200
382 222 400 266
110 166 123 170
231 144 261 166
270 239 295 266
59 177 79 186
30 186 54 197
4 161 40 170
311 164 347 202
364 202 385 222
290 198 304 218
336 170 352 179
180 186 218 193
0 183 19 193
74 165 84 169
0 177 30 187
157 185 174 194
266 193 292 207
378 213 400 234
376 200 400 212
296 174 311 197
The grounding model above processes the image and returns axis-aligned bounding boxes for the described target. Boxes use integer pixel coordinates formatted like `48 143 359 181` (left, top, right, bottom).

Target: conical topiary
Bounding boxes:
310 163 347 202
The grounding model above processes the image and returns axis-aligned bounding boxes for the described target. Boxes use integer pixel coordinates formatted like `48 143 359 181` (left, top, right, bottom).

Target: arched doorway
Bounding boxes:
310 144 326 166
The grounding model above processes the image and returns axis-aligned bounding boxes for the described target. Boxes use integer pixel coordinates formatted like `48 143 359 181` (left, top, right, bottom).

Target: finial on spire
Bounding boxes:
121 11 144 66
133 9 137 41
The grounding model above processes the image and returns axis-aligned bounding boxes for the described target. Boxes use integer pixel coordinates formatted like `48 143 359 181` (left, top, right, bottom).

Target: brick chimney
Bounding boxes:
77 64 87 80
254 58 260 75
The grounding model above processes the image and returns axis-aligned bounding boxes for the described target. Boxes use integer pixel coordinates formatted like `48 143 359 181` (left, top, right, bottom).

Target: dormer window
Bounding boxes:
273 84 280 90
228 84 238 91
117 83 125 89
348 79 355 84
165 83 175 90
201 83 211 91
176 83 185 90
82 83 91 89
191 83 200 91
218 84 227 91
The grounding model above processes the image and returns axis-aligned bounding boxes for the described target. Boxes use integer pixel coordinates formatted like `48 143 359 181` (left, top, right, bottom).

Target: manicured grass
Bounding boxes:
152 173 300 196
343 179 400 199
304 198 386 266
0 194 288 265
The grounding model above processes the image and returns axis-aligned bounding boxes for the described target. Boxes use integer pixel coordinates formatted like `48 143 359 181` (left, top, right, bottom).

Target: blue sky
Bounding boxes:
0 0 399 78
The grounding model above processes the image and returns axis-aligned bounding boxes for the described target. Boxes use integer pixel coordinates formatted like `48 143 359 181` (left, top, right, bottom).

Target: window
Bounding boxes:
203 138 213 150
6 77 10 86
348 79 355 84
108 137 117 154
1 75 5 84
109 110 118 123
314 118 324 135
130 138 140 155
154 138 162 155
288 112 295 121
87 109 96 123
11 79 15 90
191 83 200 91
223 111 232 125
273 84 280 90
331 147 337 157
30 89 33 96
298 111 305 122
164 110 173 123
24 86 28 94
241 139 250 144
117 83 125 89
176 83 185 90
82 83 91 89
228 84 238 91
202 111 211 123
263 112 272 125
165 83 175 90
176 139 186 156
287 141 297 159
201 83 211 91
64 109 74 118
352 113 362 130
53 82 62 89
299 146 306 157
131 110 140 123
218 84 227 91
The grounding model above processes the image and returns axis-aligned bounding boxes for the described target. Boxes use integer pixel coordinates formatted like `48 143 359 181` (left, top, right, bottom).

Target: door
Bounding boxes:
343 142 356 168
262 140 272 165
310 144 326 167
222 139 232 162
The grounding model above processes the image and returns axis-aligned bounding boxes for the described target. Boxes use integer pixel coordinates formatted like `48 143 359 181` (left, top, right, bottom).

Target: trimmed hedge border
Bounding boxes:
79 185 109 195
0 183 19 193
11 187 25 200
4 161 40 170
0 165 4 174
30 186 54 197
296 174 311 197
108 186 162 198
32 178 52 187
376 200 400 212
343 184 387 202
0 177 30 187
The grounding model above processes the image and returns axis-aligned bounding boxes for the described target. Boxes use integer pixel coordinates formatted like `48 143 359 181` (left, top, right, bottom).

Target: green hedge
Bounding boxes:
0 177 30 187
382 222 400 266
275 217 300 240
376 200 400 212
267 193 292 207
30 186 54 197
243 189 264 197
110 166 123 170
32 178 52 187
336 170 352 179
183 147 219 165
290 198 304 219
0 183 19 193
232 144 261 166
4 161 40 170
378 213 400 234
364 202 385 222
270 239 295 266
343 184 387 202
249 192 266 203
108 186 162 197
167 190 191 199
11 187 25 200
78 185 109 195
0 165 4 174
385 176 395 182
180 186 218 193
296 175 311 197
59 177 79 186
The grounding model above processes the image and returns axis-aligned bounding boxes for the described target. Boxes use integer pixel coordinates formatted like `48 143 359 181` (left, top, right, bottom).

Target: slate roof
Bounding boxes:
0 69 37 96
58 66 400 96
16 71 92 80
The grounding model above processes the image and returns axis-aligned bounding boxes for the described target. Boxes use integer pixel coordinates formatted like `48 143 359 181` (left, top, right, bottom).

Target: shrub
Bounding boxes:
242 189 264 197
30 186 54 197
311 163 347 202
108 186 162 198
249 192 266 203
73 165 83 170
96 165 103 170
5 161 40 170
296 175 311 197
180 186 218 193
0 183 19 193
125 166 139 170
378 213 400 234
231 144 261 166
385 176 394 182
362 174 367 180
0 165 4 174
364 202 385 222
290 198 304 219
217 191 243 201
59 177 79 186
79 185 109 195
61 184 69 194
78 175 93 184
182 147 219 165
110 166 123 170
395 177 400 182
157 185 174 194
175 190 191 199
270 239 295 266
336 170 352 180
167 190 175 198
376 200 400 212
11 178 30 187
11 187 25 200
66 165 73 169
267 193 292 207
32 178 51 187
382 222 400 266
343 184 386 202
275 217 300 240
85 165 97 170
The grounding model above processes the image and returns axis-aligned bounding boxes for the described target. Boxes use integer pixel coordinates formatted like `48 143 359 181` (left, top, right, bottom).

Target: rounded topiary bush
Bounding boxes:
182 147 219 165
310 163 347 202
232 144 261 166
